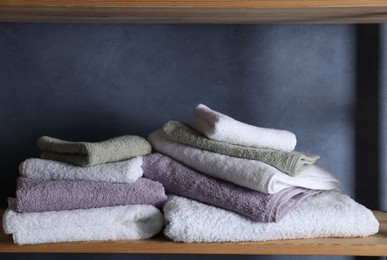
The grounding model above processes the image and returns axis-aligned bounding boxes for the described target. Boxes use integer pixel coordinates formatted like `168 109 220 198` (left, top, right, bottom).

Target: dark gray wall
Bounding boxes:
0 23 382 260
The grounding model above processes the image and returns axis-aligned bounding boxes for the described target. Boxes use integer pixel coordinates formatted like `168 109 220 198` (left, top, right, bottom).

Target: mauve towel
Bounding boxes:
38 135 151 166
143 153 319 222
16 177 167 213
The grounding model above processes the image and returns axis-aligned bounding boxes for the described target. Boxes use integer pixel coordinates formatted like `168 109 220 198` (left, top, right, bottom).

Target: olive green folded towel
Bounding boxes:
37 135 152 167
162 121 319 176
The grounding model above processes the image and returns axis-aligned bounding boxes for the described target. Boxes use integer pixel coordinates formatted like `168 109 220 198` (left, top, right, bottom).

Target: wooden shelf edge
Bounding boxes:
0 1 387 23
1 210 387 255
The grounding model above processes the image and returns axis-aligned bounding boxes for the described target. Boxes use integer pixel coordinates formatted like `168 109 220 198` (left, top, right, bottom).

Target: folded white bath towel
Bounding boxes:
190 104 297 151
3 198 164 245
148 130 339 194
164 190 379 242
19 157 143 183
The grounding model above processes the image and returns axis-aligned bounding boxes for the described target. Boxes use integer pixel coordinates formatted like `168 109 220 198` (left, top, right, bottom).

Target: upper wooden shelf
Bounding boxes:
1 0 387 23
1 210 387 256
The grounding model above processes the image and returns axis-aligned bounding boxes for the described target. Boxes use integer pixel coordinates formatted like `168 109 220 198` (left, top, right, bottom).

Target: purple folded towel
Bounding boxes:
16 177 167 213
143 153 320 222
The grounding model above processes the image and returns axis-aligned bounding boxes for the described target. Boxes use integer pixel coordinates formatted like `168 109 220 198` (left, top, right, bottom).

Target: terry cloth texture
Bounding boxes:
3 198 164 245
143 153 319 222
162 121 319 176
19 157 143 183
163 190 379 242
191 104 297 151
16 177 167 213
37 135 152 166
148 130 338 193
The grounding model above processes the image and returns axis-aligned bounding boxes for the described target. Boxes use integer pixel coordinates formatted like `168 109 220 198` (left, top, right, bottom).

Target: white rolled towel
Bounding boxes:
19 157 143 183
3 198 164 245
190 104 297 151
163 190 379 242
148 130 339 194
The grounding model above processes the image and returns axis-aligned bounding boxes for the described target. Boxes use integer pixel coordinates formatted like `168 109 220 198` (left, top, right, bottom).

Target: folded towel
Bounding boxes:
37 135 152 166
19 157 143 183
148 130 338 193
163 190 379 242
3 198 164 245
191 104 297 151
16 177 167 213
162 121 319 176
143 153 319 222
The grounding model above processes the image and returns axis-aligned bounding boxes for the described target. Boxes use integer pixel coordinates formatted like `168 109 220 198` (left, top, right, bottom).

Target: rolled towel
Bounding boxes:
191 104 297 151
3 198 164 245
162 121 319 176
148 130 339 193
19 157 143 183
143 153 319 222
163 190 379 242
16 177 167 213
37 135 152 166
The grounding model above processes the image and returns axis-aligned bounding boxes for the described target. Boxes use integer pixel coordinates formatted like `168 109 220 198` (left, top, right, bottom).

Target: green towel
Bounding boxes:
37 135 152 167
162 121 319 176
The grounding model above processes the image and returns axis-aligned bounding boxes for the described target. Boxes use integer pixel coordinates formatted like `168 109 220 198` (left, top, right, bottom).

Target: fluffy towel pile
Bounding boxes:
143 153 319 222
38 135 151 166
3 135 165 244
145 104 377 244
4 198 164 245
190 104 297 151
148 130 339 194
163 121 318 176
19 157 143 183
163 190 379 242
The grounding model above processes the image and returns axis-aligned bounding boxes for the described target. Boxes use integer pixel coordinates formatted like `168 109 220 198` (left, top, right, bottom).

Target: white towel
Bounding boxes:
3 198 164 245
148 130 339 194
19 157 143 183
163 190 379 242
190 104 297 152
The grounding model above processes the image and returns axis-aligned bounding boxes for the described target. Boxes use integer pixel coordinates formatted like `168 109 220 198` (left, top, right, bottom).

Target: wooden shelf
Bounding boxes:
0 210 386 256
1 0 387 23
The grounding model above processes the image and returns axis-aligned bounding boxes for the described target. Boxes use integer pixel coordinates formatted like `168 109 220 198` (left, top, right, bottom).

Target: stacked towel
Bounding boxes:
16 177 167 212
4 198 164 245
38 135 152 166
163 121 318 176
20 157 143 183
163 191 379 242
191 104 297 151
143 153 319 222
3 135 165 244
148 130 339 194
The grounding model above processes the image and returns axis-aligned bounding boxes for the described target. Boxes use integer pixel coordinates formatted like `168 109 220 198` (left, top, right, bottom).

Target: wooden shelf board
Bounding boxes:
1 0 387 23
0 210 386 255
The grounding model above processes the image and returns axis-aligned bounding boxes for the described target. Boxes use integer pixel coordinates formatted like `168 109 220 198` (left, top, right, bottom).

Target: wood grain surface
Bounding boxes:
0 0 387 23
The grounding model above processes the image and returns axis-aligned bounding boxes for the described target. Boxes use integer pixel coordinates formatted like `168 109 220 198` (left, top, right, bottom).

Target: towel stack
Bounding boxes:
146 104 379 242
3 135 167 245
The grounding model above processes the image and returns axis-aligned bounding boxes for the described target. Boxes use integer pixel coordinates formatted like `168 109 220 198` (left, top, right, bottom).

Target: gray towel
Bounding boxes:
162 121 319 176
37 135 152 166
16 177 167 213
143 153 320 222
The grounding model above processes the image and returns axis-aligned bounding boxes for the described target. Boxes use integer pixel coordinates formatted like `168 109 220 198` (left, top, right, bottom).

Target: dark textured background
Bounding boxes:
0 23 384 260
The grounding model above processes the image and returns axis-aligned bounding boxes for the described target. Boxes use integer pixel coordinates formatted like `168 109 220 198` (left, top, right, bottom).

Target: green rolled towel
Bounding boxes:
162 121 319 176
37 135 152 167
